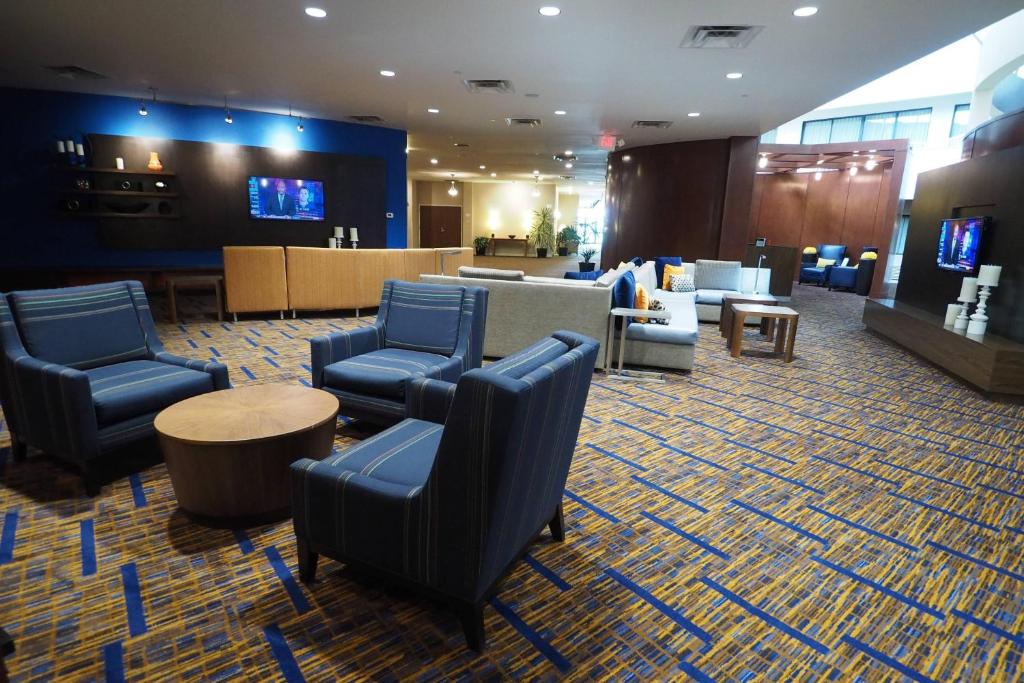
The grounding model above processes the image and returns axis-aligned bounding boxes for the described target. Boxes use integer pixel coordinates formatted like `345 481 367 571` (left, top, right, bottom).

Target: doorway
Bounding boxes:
419 205 462 248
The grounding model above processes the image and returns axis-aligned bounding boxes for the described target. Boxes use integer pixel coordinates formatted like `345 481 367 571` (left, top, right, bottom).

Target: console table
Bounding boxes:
490 237 530 256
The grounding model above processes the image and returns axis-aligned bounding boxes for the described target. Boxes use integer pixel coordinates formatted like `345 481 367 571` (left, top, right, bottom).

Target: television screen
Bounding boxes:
248 177 324 220
936 217 986 273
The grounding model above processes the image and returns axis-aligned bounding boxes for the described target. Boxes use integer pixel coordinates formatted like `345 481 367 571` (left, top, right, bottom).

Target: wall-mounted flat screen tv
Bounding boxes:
936 217 987 273
248 177 324 220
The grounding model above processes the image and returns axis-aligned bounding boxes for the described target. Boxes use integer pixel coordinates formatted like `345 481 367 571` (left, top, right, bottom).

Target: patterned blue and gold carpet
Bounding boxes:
1 285 1023 682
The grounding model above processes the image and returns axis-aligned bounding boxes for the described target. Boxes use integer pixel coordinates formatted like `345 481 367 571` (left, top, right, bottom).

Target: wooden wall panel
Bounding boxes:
754 174 807 248
802 171 850 248
718 137 760 260
841 171 884 251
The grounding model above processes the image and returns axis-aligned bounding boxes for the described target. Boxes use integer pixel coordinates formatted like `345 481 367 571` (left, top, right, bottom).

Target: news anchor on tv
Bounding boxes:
264 178 296 217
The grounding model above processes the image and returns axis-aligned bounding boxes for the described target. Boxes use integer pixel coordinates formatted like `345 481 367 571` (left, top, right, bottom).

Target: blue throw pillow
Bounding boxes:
654 256 682 289
612 270 636 325
564 269 604 281
629 256 644 267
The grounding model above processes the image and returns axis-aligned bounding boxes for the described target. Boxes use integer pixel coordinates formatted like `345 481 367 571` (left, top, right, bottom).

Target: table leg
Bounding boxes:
730 312 746 358
617 318 627 373
168 283 178 324
774 319 788 354
214 281 224 322
720 303 731 338
605 314 615 372
785 316 798 362
765 318 776 342
759 317 770 335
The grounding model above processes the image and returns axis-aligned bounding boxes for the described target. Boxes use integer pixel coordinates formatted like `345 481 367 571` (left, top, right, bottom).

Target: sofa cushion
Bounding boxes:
654 257 683 289
694 289 740 305
86 360 214 425
10 283 149 370
322 418 442 488
564 269 604 281
818 244 846 263
694 260 742 292
324 348 452 398
383 282 464 356
487 336 570 379
633 261 656 295
595 267 619 287
670 273 695 292
612 270 636 315
663 263 688 289
626 292 699 345
458 266 525 281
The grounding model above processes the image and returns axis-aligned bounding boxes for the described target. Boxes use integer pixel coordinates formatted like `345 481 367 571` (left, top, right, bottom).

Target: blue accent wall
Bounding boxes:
0 87 407 268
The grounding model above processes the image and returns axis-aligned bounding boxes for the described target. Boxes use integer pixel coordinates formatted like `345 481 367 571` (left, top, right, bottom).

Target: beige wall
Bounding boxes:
555 192 580 232
471 182 556 239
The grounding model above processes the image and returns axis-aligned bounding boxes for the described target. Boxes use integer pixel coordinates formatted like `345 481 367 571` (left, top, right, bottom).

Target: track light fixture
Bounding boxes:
139 87 156 116
297 118 304 133
223 96 232 124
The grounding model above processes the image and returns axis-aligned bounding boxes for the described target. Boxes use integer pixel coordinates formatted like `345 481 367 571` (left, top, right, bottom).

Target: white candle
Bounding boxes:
944 304 962 326
350 227 359 242
66 139 74 152
57 140 65 154
115 157 125 170
327 238 336 248
977 265 1001 287
75 143 85 157
959 277 978 302
334 226 344 239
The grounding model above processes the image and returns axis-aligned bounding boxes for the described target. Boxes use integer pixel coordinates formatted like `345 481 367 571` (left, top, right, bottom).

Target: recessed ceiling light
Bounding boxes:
427 108 440 114
479 165 486 169
726 72 743 80
816 159 824 165
793 6 818 17
622 155 631 162
565 162 573 169
554 110 567 116
564 149 573 155
490 172 497 177
539 6 561 17
588 181 595 185
687 112 700 117
305 7 327 18
379 69 396 78
533 169 540 175
430 158 438 164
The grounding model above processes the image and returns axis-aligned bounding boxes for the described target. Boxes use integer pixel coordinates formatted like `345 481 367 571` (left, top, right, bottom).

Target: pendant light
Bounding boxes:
223 96 233 124
139 87 156 116
758 153 768 169
447 174 458 197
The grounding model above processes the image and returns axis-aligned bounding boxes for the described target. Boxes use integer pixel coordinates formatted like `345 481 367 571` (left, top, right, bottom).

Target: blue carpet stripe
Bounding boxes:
926 541 1024 582
605 568 713 643
120 563 147 637
564 491 620 523
701 577 828 654
741 462 826 496
590 382 631 397
661 443 729 472
233 529 254 555
920 424 1007 450
80 519 97 576
611 418 665 441
0 511 17 564
887 492 1000 532
872 458 970 491
620 399 671 418
523 555 571 592
868 423 947 448
688 381 737 396
810 455 902 487
840 634 934 683
265 546 311 615
637 385 682 401
744 394 856 431
725 438 797 465
805 504 918 552
491 598 572 673
811 556 943 619
673 414 732 436
264 356 280 368
938 449 1024 477
263 624 306 683
128 473 147 508
951 609 1024 645
631 475 709 513
730 500 830 547
678 659 716 683
641 511 729 560
240 366 257 380
979 483 1024 501
812 429 886 453
692 399 801 436
103 641 125 683
586 443 649 471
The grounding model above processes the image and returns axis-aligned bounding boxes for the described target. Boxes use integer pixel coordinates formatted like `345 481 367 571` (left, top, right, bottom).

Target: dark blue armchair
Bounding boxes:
0 281 229 494
291 331 599 650
310 280 487 424
799 244 847 286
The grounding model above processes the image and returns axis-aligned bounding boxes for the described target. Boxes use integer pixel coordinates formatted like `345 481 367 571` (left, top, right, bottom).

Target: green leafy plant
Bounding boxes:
529 207 556 253
580 247 596 263
473 236 490 250
556 225 581 247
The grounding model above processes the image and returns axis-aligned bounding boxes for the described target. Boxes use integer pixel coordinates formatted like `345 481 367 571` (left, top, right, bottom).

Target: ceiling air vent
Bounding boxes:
560 175 576 180
505 117 542 128
679 25 762 49
348 115 385 124
632 120 673 129
44 65 108 80
553 153 578 162
464 79 515 94
453 142 470 148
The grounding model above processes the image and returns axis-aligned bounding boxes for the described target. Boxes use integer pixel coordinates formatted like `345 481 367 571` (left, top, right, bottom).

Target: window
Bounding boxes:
800 107 932 145
949 103 970 137
759 128 777 143
891 215 910 255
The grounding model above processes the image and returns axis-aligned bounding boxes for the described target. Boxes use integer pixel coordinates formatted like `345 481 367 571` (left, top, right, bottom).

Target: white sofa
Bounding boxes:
664 260 771 323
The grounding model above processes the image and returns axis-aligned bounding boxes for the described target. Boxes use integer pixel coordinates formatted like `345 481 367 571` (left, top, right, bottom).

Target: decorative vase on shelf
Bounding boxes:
967 265 1001 336
147 152 163 171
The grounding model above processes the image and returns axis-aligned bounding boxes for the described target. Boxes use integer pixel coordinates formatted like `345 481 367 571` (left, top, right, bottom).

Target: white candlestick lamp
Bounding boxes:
349 227 359 249
967 265 1001 336
954 276 977 331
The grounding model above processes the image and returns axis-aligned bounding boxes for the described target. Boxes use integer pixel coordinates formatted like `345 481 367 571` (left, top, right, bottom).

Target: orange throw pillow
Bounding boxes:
634 284 650 323
662 263 686 290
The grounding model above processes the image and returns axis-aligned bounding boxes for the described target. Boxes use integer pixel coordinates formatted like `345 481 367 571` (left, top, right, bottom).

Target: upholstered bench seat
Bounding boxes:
694 289 736 305
86 360 215 425
322 348 459 399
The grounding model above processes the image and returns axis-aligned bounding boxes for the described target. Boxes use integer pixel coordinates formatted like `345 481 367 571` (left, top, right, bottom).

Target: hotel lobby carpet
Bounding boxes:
1 285 1022 682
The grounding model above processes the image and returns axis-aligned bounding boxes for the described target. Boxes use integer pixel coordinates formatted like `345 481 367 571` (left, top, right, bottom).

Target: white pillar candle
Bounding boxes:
349 227 359 242
958 277 978 302
56 140 65 154
327 238 336 248
333 226 344 239
977 265 1001 287
115 157 125 170
66 139 75 152
944 304 962 326
75 143 85 157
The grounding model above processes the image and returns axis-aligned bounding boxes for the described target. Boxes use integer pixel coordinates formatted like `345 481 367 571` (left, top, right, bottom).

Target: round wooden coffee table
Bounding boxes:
155 384 339 527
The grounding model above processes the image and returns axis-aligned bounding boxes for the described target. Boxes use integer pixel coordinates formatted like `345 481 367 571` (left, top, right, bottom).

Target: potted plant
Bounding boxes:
556 226 581 256
530 207 556 258
473 236 490 256
579 247 597 272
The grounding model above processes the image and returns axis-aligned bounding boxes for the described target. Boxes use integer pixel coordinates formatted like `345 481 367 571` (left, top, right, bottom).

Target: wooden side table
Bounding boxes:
729 304 799 362
166 275 225 324
720 293 778 339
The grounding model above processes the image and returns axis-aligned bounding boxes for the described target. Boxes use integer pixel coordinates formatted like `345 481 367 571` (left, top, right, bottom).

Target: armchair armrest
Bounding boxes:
309 326 383 388
407 377 457 424
152 351 230 390
6 355 99 461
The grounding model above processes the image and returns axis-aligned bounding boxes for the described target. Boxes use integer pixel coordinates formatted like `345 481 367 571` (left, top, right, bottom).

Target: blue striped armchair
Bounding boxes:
310 280 487 423
0 281 229 495
291 331 599 650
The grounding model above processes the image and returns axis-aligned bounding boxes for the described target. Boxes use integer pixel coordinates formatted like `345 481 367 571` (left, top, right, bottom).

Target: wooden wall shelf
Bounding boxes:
59 189 180 198
54 166 176 176
863 298 1024 396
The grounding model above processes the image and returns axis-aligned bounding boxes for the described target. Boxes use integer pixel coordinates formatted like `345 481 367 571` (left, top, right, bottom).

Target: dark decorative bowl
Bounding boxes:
507 234 516 239
103 201 149 214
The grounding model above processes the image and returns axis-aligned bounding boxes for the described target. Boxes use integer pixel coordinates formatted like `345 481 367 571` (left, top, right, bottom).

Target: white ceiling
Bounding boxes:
1 0 1021 188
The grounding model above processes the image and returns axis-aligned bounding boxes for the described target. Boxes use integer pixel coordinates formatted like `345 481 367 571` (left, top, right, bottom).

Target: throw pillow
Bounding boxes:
634 260 657 295
611 270 636 324
616 261 638 274
669 273 696 292
564 269 604 281
803 246 818 255
860 251 878 260
662 263 687 290
647 298 669 325
654 256 683 289
816 257 836 268
595 267 619 287
633 283 649 323
694 259 742 291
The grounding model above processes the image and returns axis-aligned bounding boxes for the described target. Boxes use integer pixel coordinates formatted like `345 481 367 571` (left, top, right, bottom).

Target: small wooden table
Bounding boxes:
719 293 778 339
155 384 339 527
166 275 224 324
729 304 799 362
490 237 530 256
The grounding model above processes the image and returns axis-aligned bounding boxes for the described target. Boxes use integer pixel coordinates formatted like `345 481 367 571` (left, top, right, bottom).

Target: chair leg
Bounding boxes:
297 537 318 583
10 437 26 462
458 601 486 652
549 501 565 542
82 463 102 497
